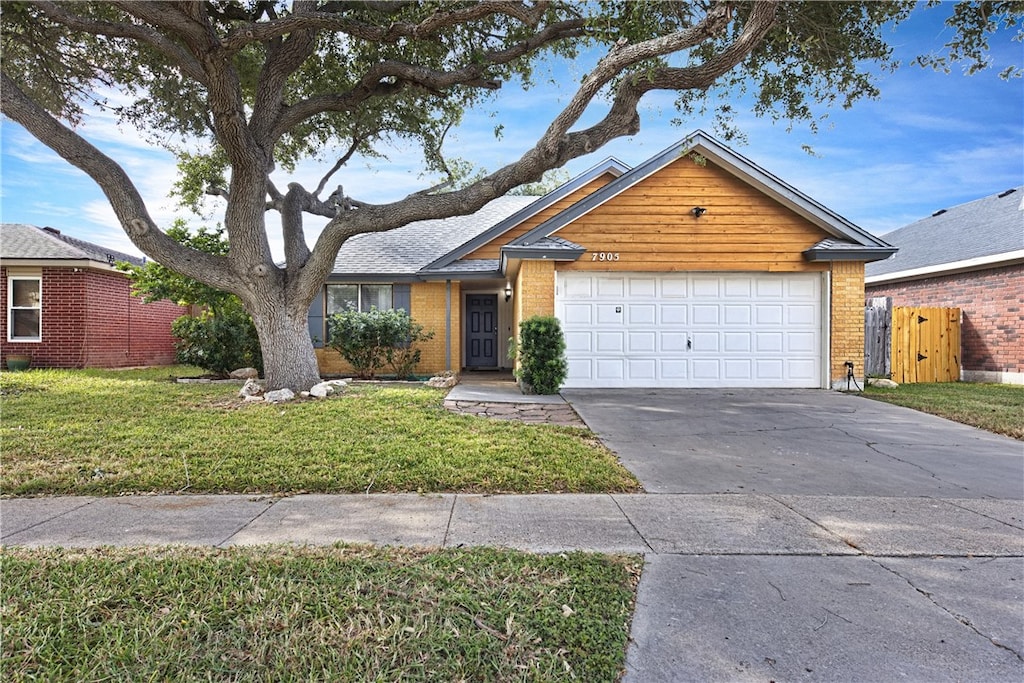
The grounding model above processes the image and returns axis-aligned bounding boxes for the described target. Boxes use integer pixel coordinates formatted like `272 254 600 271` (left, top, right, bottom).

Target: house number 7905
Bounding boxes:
591 252 620 261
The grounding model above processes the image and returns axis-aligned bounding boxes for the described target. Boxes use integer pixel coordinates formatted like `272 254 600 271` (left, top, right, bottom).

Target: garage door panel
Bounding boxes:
596 358 626 380
724 305 752 325
630 304 656 325
628 278 657 297
661 279 688 297
692 305 720 325
564 331 592 352
628 359 657 380
661 305 687 324
724 332 751 353
629 332 657 352
596 332 624 352
557 272 823 389
724 359 753 380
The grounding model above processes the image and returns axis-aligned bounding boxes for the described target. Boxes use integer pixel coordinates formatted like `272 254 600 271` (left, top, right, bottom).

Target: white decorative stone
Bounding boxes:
242 394 265 403
264 388 295 403
426 371 458 389
239 378 265 398
229 367 259 380
309 379 348 398
868 377 899 388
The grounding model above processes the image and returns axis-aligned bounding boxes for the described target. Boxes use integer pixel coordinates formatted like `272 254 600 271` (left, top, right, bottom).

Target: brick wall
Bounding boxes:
831 261 865 385
866 264 1023 374
1 266 185 369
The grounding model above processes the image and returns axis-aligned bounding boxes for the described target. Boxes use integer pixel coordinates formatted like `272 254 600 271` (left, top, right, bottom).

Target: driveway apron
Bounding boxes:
564 388 1024 682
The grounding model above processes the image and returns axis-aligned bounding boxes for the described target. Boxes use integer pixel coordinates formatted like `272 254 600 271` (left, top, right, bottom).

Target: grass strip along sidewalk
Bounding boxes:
0 367 640 496
2 545 640 682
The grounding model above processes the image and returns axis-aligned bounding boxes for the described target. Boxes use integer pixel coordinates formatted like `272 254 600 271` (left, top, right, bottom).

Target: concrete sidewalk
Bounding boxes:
3 491 1023 680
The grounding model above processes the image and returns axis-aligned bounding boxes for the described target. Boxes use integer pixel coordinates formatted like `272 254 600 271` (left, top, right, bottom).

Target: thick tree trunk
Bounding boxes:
251 305 322 392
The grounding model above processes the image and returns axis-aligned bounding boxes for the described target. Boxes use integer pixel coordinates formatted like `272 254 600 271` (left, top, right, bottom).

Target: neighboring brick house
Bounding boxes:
1 224 187 369
865 187 1024 385
313 131 896 389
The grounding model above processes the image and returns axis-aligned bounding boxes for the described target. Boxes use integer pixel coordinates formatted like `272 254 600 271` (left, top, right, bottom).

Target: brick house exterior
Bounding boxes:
314 131 895 389
1 224 187 369
866 187 1024 384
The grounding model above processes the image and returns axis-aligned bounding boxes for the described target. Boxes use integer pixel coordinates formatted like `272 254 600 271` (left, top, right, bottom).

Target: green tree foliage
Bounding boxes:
515 316 568 395
327 308 433 379
117 220 233 314
118 221 261 375
2 1 1019 391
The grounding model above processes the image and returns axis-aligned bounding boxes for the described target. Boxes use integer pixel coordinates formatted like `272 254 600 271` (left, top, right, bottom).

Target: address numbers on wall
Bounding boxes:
590 252 621 262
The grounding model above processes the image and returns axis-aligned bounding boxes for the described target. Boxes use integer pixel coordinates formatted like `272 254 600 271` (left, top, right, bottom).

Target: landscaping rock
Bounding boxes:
242 394 265 403
868 378 899 388
264 388 295 404
239 379 265 398
426 371 459 389
230 367 259 380
310 379 348 398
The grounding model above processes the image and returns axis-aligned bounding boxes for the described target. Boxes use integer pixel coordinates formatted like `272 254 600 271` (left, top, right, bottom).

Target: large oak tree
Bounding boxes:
2 1 1018 390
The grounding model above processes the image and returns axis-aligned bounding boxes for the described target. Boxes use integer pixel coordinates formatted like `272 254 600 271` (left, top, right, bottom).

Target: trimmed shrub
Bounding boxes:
327 308 433 379
515 315 568 394
171 305 262 376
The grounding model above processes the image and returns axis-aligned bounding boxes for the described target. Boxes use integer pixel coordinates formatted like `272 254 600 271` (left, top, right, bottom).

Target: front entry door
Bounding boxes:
466 294 498 368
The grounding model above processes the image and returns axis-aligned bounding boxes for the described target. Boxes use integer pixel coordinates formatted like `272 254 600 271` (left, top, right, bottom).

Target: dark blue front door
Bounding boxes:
466 294 498 368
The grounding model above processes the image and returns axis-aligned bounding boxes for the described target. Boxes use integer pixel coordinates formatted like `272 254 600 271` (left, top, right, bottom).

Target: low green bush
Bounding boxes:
327 308 433 379
171 304 262 376
515 315 568 394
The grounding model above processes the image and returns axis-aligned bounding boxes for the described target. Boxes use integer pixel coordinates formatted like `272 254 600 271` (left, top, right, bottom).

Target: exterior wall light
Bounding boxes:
504 282 513 302
691 206 707 218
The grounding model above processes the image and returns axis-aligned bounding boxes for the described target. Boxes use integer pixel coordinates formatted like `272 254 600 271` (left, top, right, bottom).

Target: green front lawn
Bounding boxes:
2 545 640 682
863 382 1024 440
0 367 640 496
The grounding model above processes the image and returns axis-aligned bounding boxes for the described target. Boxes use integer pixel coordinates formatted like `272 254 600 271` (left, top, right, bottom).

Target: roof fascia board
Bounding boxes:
514 130 891 251
419 157 630 273
417 270 504 281
0 258 123 272
500 245 585 260
803 247 898 263
865 249 1024 284
325 274 422 283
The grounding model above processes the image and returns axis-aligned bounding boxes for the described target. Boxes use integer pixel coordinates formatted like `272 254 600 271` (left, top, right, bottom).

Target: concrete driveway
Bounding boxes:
563 388 1024 682
563 388 1024 498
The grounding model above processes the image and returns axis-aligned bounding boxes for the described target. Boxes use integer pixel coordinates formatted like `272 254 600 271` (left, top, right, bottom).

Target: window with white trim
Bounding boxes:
326 284 393 314
8 276 42 342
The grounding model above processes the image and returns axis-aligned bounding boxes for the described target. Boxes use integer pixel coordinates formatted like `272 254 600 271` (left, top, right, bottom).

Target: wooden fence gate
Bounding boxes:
865 298 961 383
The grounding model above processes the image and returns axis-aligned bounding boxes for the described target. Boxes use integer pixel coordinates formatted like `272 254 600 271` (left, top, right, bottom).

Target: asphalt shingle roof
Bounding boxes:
866 186 1024 277
1 223 144 266
332 196 537 275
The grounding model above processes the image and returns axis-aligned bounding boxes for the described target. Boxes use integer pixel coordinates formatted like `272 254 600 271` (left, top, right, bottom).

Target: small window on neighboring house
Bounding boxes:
8 277 42 342
326 284 393 314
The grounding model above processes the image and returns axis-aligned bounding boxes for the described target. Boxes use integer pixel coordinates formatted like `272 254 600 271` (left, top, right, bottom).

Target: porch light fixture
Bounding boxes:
504 282 513 302
691 206 707 218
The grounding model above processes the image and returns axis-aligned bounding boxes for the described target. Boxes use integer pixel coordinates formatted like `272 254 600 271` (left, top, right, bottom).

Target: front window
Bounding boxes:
326 284 393 314
8 277 42 342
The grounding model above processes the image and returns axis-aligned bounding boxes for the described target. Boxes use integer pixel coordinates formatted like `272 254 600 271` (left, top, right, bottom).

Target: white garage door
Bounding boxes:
557 272 825 388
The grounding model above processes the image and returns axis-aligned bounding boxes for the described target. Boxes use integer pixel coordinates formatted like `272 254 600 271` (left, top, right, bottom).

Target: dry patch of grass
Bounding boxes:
1 545 640 682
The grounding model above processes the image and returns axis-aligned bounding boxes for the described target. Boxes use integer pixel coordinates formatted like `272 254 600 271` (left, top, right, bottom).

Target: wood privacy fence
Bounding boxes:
865 298 961 383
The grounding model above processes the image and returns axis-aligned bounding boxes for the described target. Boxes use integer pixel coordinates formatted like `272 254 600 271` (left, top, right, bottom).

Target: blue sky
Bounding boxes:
1 3 1021 260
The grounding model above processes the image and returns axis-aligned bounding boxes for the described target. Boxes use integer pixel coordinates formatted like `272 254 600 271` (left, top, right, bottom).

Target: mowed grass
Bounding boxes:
0 368 640 496
1 545 640 682
863 382 1024 440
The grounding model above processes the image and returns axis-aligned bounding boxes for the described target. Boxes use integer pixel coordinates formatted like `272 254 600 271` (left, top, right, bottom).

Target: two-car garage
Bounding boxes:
556 272 826 388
